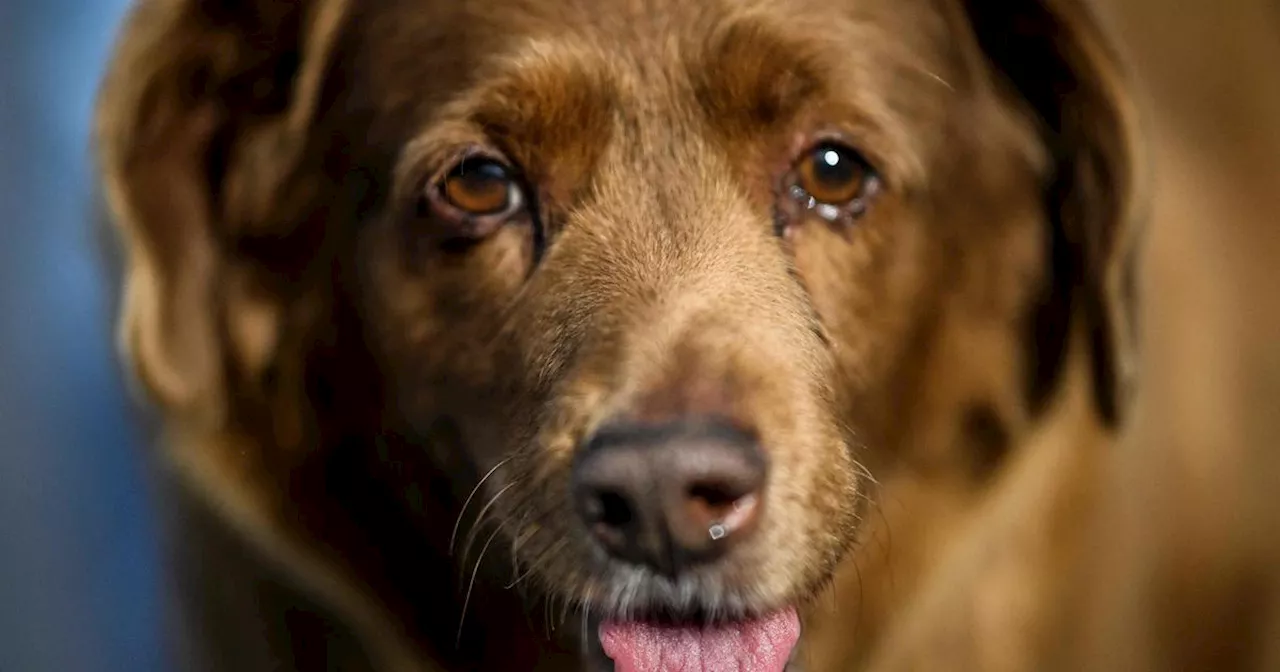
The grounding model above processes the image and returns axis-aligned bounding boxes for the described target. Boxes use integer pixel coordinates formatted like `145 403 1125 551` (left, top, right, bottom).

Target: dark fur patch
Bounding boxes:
963 403 1012 480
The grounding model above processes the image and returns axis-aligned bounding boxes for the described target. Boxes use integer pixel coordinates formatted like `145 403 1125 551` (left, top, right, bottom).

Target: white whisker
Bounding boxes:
457 525 503 646
458 481 518 570
450 457 512 556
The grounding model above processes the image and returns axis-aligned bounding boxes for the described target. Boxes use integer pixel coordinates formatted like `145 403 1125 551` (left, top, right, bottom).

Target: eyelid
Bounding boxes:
792 143 877 192
430 169 525 219
393 132 499 205
404 146 542 250
440 157 522 215
798 126 891 192
775 137 883 229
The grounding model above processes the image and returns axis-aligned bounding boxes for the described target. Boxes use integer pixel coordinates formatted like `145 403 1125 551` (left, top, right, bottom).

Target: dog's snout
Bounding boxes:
571 419 767 576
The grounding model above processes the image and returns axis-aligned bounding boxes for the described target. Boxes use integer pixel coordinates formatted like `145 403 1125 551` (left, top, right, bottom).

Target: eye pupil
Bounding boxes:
441 158 515 215
814 149 853 184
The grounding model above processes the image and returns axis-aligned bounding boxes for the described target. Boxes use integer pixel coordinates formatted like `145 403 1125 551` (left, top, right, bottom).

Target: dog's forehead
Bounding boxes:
358 0 962 147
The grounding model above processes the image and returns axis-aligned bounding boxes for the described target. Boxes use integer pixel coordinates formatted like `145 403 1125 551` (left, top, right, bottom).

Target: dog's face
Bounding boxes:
99 0 1131 669
364 0 972 627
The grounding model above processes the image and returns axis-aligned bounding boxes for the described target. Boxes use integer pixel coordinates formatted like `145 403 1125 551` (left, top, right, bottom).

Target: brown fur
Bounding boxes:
858 1 1280 670
95 0 1133 669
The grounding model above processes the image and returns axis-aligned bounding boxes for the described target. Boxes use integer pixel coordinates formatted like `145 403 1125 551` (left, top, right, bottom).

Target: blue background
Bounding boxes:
0 1 163 671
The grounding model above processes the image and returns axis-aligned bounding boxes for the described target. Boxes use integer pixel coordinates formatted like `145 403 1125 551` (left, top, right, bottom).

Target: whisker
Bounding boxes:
450 457 512 555
457 525 504 646
920 67 955 91
458 481 518 571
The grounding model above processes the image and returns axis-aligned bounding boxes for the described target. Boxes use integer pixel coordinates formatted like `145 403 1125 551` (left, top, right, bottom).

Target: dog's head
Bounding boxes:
98 0 1133 668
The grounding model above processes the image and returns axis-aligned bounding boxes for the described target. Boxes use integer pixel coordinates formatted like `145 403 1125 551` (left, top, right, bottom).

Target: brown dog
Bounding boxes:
95 0 1133 669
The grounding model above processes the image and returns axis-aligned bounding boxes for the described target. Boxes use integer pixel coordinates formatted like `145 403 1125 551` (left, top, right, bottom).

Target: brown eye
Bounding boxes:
795 143 872 205
439 157 522 216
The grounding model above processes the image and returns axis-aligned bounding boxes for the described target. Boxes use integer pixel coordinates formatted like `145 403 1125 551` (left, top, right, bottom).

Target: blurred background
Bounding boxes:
0 1 162 671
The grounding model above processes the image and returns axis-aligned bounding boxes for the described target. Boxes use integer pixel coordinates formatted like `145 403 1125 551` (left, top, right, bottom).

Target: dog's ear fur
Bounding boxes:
954 0 1141 426
96 0 349 421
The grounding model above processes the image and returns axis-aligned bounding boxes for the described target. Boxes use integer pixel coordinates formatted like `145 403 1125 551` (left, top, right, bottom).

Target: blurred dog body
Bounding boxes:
860 2 1280 671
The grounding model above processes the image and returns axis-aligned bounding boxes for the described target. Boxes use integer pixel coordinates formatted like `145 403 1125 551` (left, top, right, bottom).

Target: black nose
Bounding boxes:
571 418 768 577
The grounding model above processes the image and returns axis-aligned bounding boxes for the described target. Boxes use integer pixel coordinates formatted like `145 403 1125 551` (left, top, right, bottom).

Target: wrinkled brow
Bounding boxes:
393 39 622 210
468 42 620 175
689 17 827 135
685 9 955 192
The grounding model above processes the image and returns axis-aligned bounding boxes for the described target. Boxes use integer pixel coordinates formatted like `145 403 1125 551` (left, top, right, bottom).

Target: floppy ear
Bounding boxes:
956 0 1141 426
96 0 350 420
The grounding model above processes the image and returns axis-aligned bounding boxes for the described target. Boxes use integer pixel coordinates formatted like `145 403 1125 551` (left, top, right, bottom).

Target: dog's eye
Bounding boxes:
438 157 523 216
412 152 535 247
795 143 874 206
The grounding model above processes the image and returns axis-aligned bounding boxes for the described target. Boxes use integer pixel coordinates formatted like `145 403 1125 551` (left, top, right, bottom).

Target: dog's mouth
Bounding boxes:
598 607 801 672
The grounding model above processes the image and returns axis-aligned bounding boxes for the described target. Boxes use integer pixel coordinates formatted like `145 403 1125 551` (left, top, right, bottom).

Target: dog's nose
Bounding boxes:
571 419 767 576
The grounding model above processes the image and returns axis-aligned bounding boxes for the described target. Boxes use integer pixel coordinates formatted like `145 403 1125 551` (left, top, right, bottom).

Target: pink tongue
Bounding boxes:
599 608 800 672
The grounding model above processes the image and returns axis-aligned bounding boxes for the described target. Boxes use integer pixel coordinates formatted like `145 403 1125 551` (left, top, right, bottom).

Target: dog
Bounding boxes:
95 0 1134 669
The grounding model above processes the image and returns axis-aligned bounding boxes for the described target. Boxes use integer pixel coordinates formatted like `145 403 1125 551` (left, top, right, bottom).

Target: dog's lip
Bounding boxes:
598 607 801 672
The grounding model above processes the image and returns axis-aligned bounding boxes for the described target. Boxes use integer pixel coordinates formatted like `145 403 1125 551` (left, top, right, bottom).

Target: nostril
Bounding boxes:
577 486 640 558
687 482 747 509
683 478 762 540
573 417 768 573
592 490 634 529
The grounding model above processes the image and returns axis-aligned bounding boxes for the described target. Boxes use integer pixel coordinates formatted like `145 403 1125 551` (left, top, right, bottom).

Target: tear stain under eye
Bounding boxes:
786 184 843 226
814 203 841 222
786 180 878 225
